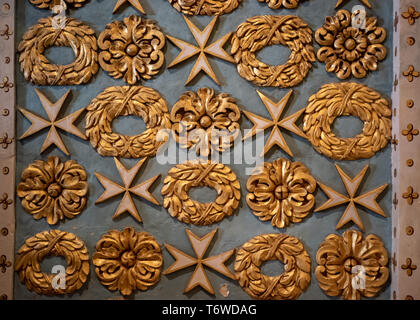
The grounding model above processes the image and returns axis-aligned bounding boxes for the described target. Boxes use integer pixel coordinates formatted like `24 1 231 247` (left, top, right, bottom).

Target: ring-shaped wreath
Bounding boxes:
85 86 172 158
231 15 315 88
18 17 98 86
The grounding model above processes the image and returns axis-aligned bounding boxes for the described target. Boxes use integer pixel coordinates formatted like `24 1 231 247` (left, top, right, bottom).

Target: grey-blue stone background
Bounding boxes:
14 0 393 300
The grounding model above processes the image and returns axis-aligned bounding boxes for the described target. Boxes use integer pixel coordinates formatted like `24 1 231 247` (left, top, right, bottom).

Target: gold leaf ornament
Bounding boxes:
246 158 316 229
316 10 387 80
18 17 98 86
168 0 242 15
231 15 315 88
302 82 392 161
171 88 241 156
257 0 305 9
29 0 88 9
17 156 88 225
98 15 165 85
315 230 389 300
85 86 172 158
15 230 90 295
161 161 241 226
235 233 311 300
93 227 163 296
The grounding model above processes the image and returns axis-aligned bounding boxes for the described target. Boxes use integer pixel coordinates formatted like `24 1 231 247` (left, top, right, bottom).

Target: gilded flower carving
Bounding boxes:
0 255 12 273
0 193 12 210
316 230 389 300
316 10 387 79
402 6 420 25
17 157 88 225
246 158 316 229
171 88 241 156
403 65 419 82
98 15 166 85
93 227 163 296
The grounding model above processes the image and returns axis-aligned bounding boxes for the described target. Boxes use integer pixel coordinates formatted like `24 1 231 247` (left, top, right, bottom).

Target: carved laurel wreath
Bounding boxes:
93 228 163 296
18 17 98 86
246 158 316 229
98 15 166 85
235 234 311 300
15 230 90 295
17 156 88 225
302 82 392 160
257 0 305 9
85 86 172 158
171 88 241 156
161 161 241 226
315 230 389 300
231 15 315 87
168 0 242 15
29 0 88 9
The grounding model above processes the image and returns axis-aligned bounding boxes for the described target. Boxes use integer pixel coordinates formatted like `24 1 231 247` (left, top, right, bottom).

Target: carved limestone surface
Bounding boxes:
93 227 163 296
235 233 311 300
18 17 98 86
15 230 90 295
231 15 315 88
302 82 392 161
316 10 387 80
168 0 242 15
98 15 165 85
315 230 389 300
85 86 171 158
29 0 88 9
171 88 241 156
161 161 240 226
17 156 88 225
246 158 316 229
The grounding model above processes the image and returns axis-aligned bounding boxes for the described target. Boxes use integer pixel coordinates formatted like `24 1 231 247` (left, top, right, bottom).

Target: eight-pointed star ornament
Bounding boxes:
164 229 235 295
94 157 160 223
167 16 234 85
335 0 372 8
315 164 388 231
242 90 307 157
18 89 87 155
113 0 145 14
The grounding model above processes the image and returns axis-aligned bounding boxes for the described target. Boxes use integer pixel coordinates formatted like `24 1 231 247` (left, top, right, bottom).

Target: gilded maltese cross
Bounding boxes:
242 90 306 157
167 16 234 85
164 229 235 295
95 158 160 223
335 0 371 8
316 164 388 231
113 0 145 14
18 89 86 155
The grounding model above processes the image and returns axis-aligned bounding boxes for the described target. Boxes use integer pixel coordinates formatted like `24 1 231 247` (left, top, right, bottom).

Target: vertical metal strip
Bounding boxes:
393 0 420 300
0 0 15 300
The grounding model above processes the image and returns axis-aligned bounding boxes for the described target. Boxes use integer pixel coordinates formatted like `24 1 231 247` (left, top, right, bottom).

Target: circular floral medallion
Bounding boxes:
15 230 90 295
85 86 172 158
161 161 241 226
231 15 315 87
302 82 392 160
29 0 88 9
246 158 316 229
18 17 98 86
235 233 311 300
315 9 387 79
316 230 389 300
98 15 165 85
171 88 241 156
168 0 242 15
17 156 88 225
93 227 163 296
